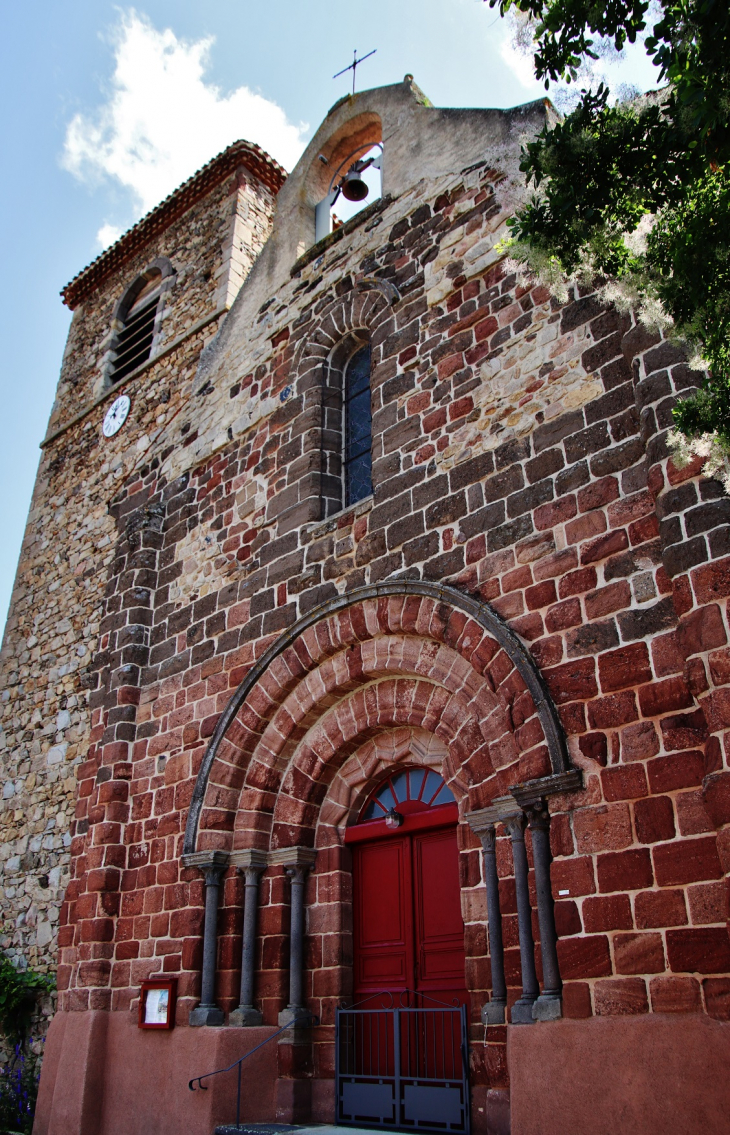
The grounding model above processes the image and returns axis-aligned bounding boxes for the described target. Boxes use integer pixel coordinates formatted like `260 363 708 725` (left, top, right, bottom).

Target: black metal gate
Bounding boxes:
335 994 470 1134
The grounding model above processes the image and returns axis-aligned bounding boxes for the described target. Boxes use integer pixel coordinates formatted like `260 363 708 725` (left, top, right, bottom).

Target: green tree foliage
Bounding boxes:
489 0 730 443
0 952 53 1046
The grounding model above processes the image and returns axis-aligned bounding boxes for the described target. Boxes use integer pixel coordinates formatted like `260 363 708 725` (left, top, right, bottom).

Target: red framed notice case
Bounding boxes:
138 978 177 1029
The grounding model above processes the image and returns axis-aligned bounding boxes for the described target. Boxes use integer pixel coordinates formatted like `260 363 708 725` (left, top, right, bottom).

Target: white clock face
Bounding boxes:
103 395 131 438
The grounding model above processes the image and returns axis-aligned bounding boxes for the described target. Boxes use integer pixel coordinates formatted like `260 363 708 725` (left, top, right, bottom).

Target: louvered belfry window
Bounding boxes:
110 271 162 382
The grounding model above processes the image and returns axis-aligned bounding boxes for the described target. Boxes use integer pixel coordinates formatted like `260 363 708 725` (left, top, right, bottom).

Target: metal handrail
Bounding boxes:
188 1022 297 1129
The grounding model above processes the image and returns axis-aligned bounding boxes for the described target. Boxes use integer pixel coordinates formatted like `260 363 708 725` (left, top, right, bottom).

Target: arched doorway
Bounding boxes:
346 768 468 1008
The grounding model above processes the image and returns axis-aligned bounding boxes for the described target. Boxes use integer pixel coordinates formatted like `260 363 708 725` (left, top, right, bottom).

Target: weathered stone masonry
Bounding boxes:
3 79 730 1135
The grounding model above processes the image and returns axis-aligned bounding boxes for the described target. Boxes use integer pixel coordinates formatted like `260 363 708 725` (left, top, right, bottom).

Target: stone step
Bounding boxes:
215 1126 386 1135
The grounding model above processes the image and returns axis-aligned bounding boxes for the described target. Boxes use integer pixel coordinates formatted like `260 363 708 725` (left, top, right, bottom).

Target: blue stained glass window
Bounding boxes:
344 346 372 505
360 768 456 821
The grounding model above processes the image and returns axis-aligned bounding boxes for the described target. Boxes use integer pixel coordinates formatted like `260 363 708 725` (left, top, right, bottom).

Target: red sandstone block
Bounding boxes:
534 496 577 530
691 557 730 605
602 764 648 802
651 631 685 678
634 796 676 844
583 894 633 932
638 676 693 718
614 932 665 974
649 975 702 1013
702 770 730 827
588 691 638 729
647 750 705 793
566 510 607 546
687 880 729 925
597 848 653 893
579 732 608 765
574 803 633 854
550 813 574 857
578 477 619 513
558 701 587 734
544 657 597 705
629 515 660 544
545 599 582 633
667 927 730 973
525 580 557 611
562 982 593 1018
594 978 648 1015
708 645 730 685
677 604 727 656
581 529 629 565
653 836 722 886
502 564 532 593
551 856 596 897
585 581 631 620
533 547 578 582
557 934 612 979
675 788 714 836
635 880 690 926
554 900 582 937
558 567 598 599
701 688 730 732
656 709 708 756
704 978 730 1020
621 721 660 762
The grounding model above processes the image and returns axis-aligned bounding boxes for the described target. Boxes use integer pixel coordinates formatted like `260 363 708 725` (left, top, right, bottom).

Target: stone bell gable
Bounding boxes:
2 76 729 1135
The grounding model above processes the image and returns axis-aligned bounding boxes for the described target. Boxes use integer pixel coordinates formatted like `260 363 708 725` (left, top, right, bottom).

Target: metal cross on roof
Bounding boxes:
334 49 377 95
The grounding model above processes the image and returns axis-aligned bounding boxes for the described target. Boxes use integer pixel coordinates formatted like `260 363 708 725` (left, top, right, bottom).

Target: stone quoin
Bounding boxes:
1 78 729 1135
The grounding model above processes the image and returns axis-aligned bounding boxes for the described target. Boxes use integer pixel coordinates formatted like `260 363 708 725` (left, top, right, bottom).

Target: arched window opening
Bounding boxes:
320 335 373 519
315 144 383 243
344 344 373 507
109 270 163 383
360 768 456 823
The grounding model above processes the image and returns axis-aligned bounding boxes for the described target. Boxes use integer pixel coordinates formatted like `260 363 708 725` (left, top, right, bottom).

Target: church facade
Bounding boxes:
2 79 730 1135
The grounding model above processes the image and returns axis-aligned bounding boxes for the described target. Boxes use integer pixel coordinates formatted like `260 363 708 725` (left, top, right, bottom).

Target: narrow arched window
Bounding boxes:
109 269 163 383
343 344 373 506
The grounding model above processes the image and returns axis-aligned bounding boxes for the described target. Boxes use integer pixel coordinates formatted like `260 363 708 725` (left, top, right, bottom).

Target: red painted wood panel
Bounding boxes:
353 823 466 1006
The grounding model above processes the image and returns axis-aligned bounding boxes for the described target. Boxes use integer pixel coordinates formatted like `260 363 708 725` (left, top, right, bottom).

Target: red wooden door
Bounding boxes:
353 823 466 1005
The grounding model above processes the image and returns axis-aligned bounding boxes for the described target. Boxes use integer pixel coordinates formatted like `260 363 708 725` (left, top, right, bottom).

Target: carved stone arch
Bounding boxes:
287 284 396 525
183 580 578 856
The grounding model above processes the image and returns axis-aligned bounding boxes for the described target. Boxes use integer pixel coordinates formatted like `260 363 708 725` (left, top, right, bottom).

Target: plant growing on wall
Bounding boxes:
0 952 54 1045
0 952 53 1135
488 0 730 486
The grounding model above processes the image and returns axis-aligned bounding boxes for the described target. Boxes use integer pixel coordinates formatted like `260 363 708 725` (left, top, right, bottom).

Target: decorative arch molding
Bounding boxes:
183 580 579 855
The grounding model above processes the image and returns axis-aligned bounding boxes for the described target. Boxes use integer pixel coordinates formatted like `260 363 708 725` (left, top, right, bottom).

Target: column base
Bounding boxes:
482 999 507 1026
278 1006 314 1029
510 997 537 1024
533 994 562 1021
189 1005 225 1027
229 1006 264 1027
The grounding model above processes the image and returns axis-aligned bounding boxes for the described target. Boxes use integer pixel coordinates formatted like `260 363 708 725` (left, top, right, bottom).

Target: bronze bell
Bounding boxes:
341 166 369 202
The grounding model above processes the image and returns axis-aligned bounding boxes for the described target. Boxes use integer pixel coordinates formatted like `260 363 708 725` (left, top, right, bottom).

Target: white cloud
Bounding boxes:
500 38 543 93
97 223 124 249
62 11 308 245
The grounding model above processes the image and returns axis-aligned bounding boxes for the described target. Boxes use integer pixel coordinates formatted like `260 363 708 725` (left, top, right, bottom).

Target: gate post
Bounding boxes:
230 849 268 1026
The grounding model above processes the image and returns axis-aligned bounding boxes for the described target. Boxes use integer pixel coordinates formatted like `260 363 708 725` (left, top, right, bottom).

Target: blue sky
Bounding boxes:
0 1 660 632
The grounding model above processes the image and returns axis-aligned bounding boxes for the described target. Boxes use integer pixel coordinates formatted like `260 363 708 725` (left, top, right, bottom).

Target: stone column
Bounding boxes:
505 812 539 1024
526 800 562 1020
184 851 228 1026
229 850 268 1027
466 805 508 1025
270 847 317 1028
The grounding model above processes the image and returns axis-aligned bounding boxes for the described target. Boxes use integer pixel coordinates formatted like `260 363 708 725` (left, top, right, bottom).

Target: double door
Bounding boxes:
353 823 467 1006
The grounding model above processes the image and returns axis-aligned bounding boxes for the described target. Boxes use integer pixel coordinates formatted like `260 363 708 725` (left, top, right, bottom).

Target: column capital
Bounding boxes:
524 798 551 831
229 849 268 874
504 812 527 842
181 850 229 872
268 846 317 871
466 797 522 839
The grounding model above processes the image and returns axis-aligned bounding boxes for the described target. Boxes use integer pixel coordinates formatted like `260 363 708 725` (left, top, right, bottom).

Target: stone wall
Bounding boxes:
41 155 730 1103
0 161 277 1052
